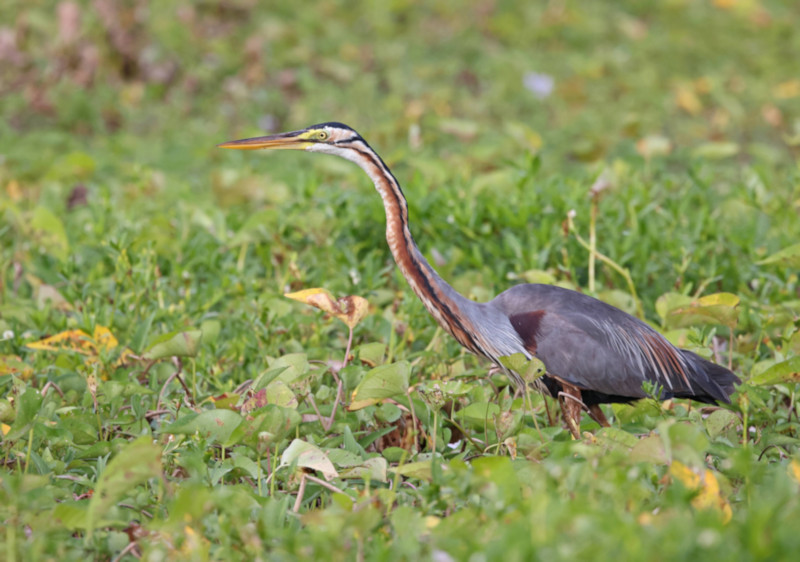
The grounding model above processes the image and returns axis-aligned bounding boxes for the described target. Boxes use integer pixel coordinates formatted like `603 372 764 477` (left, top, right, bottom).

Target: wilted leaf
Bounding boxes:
750 356 800 385
280 439 338 480
349 361 410 410
143 330 202 360
757 243 800 268
670 461 732 523
88 437 162 538
285 288 369 329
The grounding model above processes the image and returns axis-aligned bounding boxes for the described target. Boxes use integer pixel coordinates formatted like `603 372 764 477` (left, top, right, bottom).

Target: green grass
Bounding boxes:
2 1 800 559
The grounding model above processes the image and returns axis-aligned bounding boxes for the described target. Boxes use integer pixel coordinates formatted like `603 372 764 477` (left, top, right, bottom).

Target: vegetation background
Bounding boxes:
1 0 799 559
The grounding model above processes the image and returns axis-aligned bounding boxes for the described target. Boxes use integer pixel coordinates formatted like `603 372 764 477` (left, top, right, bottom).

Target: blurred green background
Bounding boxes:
2 1 800 559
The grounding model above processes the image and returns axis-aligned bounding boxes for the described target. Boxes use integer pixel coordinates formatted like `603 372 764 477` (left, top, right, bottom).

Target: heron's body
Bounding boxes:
219 122 739 436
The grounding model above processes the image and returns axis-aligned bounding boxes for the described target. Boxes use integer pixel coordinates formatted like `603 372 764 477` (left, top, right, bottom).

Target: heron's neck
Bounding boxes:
349 149 488 356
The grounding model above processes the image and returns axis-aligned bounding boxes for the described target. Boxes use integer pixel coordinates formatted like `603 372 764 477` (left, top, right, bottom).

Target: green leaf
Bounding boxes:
498 353 546 384
704 409 740 439
757 243 800 268
269 353 309 383
52 502 90 530
357 342 386 367
264 380 298 409
349 361 410 410
143 330 203 359
235 405 301 453
390 460 433 481
5 388 43 440
340 457 388 482
692 142 739 159
87 437 161 538
455 401 502 430
31 206 69 261
200 320 221 344
160 409 244 445
629 435 667 464
659 292 740 329
594 427 639 451
750 356 800 385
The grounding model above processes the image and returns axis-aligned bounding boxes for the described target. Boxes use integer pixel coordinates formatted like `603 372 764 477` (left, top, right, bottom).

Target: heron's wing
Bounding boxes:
492 284 714 400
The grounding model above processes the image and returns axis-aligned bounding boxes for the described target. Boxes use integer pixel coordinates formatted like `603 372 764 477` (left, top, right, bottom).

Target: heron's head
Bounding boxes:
218 122 365 157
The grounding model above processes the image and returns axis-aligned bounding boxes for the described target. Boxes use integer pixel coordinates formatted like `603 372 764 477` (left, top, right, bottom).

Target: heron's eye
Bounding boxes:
316 130 329 141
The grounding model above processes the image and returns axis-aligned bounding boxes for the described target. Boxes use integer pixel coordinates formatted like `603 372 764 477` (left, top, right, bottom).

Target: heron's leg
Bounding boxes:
588 404 610 427
558 383 584 439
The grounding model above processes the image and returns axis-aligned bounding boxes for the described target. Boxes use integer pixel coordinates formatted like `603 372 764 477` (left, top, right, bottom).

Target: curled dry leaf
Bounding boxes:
285 288 369 329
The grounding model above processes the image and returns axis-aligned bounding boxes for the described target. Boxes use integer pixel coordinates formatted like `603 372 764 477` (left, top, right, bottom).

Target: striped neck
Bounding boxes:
337 139 489 357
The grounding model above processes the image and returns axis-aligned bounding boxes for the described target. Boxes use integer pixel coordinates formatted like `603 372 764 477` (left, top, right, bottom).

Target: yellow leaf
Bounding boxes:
26 329 94 354
670 461 732 523
670 460 700 489
26 325 120 356
285 288 369 329
92 326 119 352
1 423 10 436
774 80 800 99
6 180 22 202
789 460 800 484
675 85 702 115
284 287 333 304
0 356 33 379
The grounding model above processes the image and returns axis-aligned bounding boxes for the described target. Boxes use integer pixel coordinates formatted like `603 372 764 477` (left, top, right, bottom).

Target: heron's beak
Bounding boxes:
217 130 312 151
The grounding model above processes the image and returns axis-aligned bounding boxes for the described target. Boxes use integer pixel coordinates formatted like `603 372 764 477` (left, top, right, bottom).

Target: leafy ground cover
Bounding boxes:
1 0 800 559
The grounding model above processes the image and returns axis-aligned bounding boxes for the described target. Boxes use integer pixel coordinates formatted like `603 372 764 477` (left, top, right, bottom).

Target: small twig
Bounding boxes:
406 388 420 453
118 504 154 519
343 326 354 369
567 213 644 319
326 378 344 431
41 381 65 399
589 195 597 293
111 541 141 562
292 474 308 513
304 393 331 432
304 474 353 499
156 359 186 413
172 357 194 405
